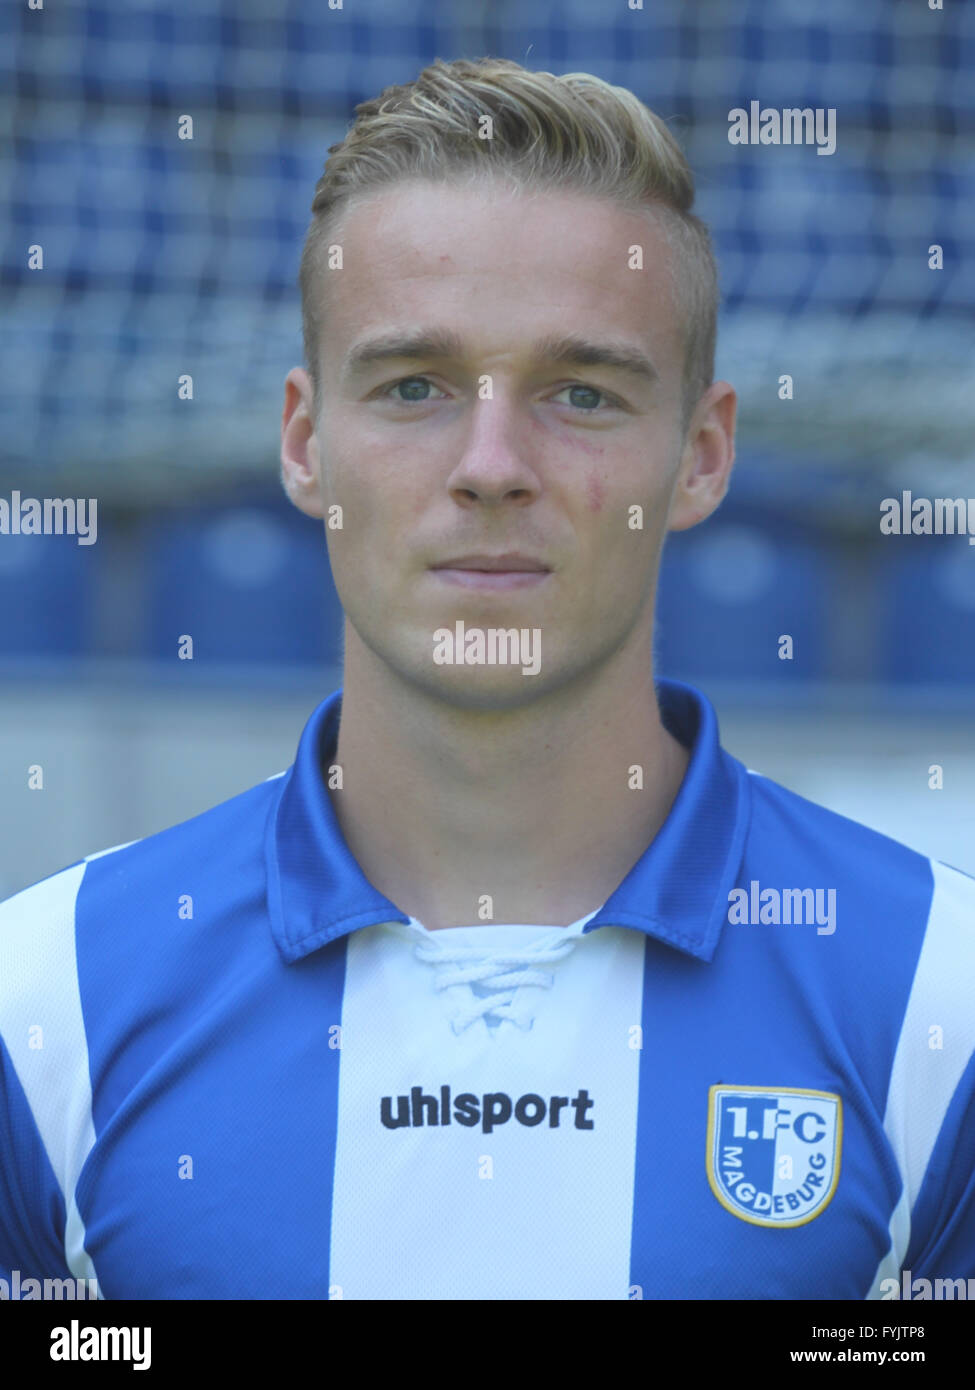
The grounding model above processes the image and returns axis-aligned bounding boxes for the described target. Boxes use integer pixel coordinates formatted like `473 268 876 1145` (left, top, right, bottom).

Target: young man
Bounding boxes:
2 58 973 1301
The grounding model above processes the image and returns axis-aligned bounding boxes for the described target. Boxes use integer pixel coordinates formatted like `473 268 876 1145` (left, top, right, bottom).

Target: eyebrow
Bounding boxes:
341 329 659 386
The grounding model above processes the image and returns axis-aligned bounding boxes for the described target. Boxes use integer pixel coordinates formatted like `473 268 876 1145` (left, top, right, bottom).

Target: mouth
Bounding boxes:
428 553 552 590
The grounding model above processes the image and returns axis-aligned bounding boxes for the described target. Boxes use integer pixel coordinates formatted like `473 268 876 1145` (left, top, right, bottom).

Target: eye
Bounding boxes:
383 376 448 404
551 383 619 412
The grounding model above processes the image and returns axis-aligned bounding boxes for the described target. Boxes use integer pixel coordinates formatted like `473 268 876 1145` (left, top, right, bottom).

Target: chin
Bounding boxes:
394 656 561 711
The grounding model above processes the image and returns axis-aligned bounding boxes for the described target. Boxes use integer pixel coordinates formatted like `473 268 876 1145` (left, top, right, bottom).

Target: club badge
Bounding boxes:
707 1085 842 1228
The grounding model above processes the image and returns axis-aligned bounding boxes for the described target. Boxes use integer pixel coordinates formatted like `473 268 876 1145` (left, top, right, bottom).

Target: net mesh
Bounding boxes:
2 0 973 502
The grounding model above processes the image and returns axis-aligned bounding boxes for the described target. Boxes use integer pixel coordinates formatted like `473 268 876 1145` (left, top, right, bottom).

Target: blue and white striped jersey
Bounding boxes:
1 678 974 1300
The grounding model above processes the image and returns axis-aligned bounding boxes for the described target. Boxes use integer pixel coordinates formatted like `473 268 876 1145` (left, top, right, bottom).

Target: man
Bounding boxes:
2 57 973 1301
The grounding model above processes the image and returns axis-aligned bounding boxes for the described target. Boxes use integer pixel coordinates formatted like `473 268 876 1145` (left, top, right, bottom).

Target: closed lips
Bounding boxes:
431 555 549 571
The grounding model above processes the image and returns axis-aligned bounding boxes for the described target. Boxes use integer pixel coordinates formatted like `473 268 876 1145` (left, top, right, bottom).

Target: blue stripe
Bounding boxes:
72 779 349 1298
0 1034 73 1282
629 774 934 1298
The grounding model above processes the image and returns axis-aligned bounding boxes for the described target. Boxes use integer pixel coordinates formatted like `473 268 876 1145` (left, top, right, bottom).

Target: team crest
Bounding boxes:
706 1085 842 1228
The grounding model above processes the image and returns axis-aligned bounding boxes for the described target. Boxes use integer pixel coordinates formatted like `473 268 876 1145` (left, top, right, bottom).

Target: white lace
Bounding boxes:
413 937 581 1033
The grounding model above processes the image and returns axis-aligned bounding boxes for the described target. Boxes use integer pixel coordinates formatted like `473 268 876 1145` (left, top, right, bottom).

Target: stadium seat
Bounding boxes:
655 511 831 682
141 498 344 667
0 531 94 658
877 537 975 685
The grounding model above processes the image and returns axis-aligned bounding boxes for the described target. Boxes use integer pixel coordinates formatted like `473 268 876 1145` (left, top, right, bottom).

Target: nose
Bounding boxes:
444 395 542 508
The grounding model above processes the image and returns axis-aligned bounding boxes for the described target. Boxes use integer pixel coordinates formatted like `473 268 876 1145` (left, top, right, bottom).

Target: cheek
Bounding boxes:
585 471 606 513
536 421 607 512
328 440 427 519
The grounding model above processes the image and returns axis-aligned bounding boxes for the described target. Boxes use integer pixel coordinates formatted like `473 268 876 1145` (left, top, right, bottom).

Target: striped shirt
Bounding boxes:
1 678 973 1299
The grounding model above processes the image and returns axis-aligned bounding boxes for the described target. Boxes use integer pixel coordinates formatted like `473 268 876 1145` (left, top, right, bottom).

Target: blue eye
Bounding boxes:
570 385 601 410
388 377 443 403
381 377 616 411
554 384 613 412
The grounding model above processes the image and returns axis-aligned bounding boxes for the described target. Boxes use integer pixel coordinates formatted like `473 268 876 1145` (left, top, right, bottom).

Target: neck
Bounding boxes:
328 626 690 931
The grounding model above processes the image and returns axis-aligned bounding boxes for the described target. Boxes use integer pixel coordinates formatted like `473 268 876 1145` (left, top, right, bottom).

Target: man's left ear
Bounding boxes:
667 381 737 534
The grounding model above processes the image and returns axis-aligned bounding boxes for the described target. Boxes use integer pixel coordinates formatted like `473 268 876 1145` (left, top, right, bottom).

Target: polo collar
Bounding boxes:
266 677 750 965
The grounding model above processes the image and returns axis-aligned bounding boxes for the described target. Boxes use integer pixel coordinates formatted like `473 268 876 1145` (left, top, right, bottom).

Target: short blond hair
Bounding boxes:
299 57 717 425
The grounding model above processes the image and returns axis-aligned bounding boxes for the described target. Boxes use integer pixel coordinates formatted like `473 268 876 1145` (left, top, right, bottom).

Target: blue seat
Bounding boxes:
142 500 344 667
0 530 94 657
655 515 831 682
878 537 975 684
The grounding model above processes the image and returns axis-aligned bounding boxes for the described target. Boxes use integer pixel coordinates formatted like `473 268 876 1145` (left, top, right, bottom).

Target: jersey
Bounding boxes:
1 677 974 1300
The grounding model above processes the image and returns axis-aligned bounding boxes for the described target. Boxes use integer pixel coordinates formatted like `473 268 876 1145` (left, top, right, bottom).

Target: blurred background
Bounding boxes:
1 0 973 898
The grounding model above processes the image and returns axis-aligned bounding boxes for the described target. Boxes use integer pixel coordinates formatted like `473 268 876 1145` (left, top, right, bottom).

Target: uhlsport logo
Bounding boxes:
707 1085 842 1228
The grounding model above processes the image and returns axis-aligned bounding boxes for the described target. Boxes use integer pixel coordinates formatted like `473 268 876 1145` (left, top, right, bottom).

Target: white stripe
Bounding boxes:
330 919 646 1298
0 864 101 1293
866 859 975 1298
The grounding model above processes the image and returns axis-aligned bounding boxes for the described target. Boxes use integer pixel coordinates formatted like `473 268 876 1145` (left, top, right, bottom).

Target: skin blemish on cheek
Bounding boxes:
530 416 606 506
586 471 606 513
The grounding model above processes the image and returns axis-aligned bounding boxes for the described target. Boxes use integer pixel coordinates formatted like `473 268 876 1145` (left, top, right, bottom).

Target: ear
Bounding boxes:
280 367 325 519
667 380 737 534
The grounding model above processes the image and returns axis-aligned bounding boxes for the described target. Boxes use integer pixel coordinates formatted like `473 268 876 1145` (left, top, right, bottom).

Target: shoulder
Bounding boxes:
738 759 975 991
0 769 289 980
742 762 941 898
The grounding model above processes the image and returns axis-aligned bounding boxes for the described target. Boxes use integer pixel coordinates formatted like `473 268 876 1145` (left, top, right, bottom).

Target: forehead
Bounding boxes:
315 179 682 378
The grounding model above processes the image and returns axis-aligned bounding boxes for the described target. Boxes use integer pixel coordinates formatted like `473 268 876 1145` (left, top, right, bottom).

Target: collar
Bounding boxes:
266 677 750 965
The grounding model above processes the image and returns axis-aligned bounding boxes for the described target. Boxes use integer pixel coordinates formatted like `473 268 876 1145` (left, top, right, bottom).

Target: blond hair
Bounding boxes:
299 57 717 424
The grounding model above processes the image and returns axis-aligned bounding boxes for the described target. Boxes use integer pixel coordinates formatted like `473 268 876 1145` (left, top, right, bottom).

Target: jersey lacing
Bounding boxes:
412 935 581 1033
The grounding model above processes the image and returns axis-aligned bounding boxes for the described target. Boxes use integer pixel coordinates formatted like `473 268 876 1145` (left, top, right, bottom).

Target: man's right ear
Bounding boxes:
280 367 325 519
